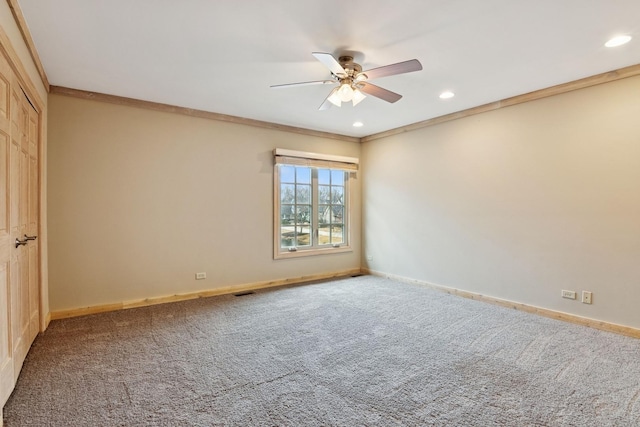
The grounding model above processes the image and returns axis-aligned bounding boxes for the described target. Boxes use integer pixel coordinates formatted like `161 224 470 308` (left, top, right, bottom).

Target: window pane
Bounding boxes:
296 167 311 184
331 224 344 244
331 170 345 185
319 185 330 204
332 205 344 223
318 223 331 245
318 169 330 185
296 205 311 224
296 184 311 204
318 224 344 245
280 166 295 183
296 224 311 246
280 205 294 224
280 227 295 247
281 184 295 203
318 205 329 225
331 186 344 205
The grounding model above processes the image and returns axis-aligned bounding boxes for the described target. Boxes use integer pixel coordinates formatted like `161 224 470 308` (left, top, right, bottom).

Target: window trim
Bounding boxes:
273 148 359 167
273 149 357 259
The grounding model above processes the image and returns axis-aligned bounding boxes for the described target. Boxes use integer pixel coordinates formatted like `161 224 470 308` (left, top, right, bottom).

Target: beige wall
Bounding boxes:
47 94 361 311
362 75 640 329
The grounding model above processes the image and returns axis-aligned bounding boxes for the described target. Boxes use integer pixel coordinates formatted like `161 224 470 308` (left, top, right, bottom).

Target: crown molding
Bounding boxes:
361 63 640 142
50 62 640 145
50 86 361 143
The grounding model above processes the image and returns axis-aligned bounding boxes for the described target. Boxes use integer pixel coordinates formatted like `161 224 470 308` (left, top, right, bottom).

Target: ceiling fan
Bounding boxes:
271 52 423 110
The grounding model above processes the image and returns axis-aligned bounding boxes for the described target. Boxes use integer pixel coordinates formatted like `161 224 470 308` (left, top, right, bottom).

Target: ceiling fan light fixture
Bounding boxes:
272 52 423 111
327 88 342 107
352 88 366 106
338 83 355 102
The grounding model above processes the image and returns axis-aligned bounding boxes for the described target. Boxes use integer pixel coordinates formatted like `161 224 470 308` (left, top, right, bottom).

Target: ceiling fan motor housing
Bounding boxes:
337 56 362 77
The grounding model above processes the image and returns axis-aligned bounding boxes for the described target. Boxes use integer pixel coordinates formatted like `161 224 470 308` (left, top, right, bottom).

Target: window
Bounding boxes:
273 149 357 259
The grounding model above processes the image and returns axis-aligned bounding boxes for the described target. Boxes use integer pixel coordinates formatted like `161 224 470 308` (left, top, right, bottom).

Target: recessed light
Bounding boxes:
353 121 364 127
439 91 455 99
605 35 632 47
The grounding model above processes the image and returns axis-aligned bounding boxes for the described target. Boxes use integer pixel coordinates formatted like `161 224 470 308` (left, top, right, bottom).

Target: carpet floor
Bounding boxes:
3 275 640 426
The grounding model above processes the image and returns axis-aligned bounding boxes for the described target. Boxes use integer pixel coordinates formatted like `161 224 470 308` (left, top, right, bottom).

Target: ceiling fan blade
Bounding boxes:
312 52 347 77
271 80 335 89
358 59 422 80
358 82 402 103
319 87 339 110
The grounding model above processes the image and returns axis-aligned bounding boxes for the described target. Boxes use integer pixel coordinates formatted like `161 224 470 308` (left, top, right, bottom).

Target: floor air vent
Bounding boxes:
233 291 255 297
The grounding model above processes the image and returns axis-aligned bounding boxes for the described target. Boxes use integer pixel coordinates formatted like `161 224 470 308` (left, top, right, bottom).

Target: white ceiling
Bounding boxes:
17 0 640 138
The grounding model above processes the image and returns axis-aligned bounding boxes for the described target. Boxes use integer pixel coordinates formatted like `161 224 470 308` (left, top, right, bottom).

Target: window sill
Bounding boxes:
274 245 353 260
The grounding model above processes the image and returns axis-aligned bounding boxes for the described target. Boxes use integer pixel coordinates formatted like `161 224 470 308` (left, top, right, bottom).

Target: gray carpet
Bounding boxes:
4 275 640 426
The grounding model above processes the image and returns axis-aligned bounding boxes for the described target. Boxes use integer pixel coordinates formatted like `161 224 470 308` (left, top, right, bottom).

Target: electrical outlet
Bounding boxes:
561 290 576 300
582 291 592 304
366 255 373 261
195 272 206 280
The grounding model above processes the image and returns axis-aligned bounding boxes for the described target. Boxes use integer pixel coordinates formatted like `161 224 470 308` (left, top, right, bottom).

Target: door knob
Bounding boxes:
24 234 37 241
15 238 28 248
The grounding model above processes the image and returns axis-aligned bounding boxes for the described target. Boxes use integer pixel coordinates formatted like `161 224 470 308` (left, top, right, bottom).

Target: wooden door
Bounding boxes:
0 50 13 407
11 80 28 379
0 50 40 406
27 104 39 343
9 74 37 383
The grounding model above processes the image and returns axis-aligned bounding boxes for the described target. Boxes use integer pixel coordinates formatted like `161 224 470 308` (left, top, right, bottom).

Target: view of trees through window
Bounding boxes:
279 165 345 249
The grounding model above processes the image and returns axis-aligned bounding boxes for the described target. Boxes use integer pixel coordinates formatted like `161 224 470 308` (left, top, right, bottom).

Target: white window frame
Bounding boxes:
273 149 358 259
